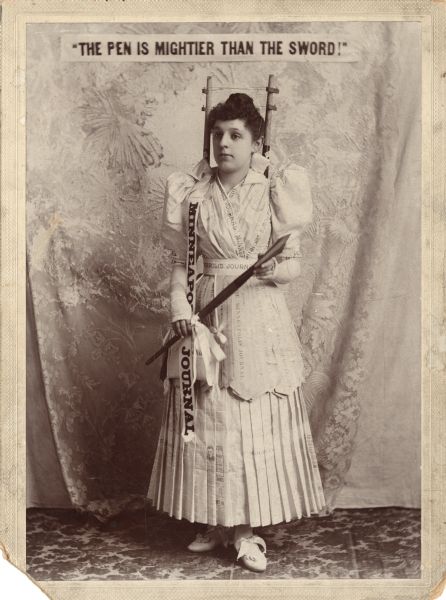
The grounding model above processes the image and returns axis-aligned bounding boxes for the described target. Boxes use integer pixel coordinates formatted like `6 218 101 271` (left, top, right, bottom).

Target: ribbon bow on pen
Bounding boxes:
191 316 227 387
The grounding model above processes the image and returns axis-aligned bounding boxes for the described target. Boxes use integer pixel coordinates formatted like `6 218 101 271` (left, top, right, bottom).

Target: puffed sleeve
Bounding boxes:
269 163 313 259
161 158 211 264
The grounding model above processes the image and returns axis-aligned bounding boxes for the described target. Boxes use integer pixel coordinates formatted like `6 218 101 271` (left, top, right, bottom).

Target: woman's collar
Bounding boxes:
187 158 213 181
215 168 267 193
250 151 270 174
187 152 270 184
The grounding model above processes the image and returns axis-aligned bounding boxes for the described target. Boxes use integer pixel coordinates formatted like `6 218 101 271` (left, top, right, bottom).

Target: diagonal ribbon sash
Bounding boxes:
178 198 199 442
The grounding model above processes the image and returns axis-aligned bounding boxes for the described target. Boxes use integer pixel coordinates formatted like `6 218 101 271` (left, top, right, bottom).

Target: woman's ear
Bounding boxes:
252 137 263 154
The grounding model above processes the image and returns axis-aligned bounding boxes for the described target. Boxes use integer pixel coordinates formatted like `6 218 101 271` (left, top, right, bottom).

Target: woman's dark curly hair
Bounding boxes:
208 93 264 140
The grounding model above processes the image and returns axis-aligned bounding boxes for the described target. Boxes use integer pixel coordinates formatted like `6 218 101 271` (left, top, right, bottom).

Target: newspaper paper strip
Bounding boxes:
180 199 199 442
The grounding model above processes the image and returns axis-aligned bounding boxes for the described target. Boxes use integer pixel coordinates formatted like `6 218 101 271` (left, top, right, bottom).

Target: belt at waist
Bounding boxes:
202 258 255 275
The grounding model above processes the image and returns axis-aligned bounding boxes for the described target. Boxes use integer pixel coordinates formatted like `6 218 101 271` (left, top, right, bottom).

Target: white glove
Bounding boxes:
169 264 192 323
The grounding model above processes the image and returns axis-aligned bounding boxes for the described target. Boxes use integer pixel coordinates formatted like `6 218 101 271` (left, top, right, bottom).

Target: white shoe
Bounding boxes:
236 535 267 573
187 527 227 552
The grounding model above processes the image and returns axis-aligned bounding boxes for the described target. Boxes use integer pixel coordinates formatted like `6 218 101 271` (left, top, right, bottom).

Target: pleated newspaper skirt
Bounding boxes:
147 381 326 527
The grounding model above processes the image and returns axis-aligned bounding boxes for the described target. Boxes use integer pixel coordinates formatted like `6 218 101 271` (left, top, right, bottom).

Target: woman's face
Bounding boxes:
212 119 261 175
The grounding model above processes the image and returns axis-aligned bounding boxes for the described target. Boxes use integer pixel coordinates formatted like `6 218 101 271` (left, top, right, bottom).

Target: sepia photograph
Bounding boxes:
1 1 444 599
25 19 422 582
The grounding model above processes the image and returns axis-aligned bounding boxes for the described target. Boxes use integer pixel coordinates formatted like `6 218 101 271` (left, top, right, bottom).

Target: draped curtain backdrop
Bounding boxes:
26 21 421 520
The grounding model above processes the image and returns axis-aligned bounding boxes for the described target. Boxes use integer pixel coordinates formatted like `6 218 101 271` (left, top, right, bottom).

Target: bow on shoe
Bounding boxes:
236 535 267 561
235 534 267 573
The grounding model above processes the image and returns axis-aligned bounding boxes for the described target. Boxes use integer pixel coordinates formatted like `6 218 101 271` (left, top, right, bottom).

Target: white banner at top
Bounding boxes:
61 34 360 62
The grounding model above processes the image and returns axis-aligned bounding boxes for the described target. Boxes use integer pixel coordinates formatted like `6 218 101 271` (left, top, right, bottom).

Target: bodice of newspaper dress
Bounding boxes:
162 154 313 400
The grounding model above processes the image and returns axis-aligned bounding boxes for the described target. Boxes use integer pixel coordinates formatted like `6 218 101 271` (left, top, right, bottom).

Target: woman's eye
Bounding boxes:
231 134 240 140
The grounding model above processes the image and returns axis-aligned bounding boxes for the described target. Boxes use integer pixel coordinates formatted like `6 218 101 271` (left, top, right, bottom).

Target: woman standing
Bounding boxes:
147 93 326 573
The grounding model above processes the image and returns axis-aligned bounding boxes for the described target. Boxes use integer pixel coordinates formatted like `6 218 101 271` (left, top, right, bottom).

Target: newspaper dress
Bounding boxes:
147 154 326 527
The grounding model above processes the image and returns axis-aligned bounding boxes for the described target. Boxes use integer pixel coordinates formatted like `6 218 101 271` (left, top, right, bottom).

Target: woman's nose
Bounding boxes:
219 133 230 147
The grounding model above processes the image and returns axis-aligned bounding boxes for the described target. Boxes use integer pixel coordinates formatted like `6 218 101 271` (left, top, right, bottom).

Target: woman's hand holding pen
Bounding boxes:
254 253 277 280
173 319 192 338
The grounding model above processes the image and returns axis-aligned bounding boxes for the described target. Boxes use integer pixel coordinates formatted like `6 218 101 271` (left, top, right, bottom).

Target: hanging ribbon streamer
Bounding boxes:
191 316 226 388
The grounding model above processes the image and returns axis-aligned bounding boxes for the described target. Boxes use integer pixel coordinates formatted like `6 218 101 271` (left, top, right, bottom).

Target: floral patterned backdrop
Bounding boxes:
26 21 421 519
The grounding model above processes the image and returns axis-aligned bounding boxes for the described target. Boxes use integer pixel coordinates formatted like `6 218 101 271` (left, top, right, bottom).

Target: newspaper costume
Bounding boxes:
147 153 326 527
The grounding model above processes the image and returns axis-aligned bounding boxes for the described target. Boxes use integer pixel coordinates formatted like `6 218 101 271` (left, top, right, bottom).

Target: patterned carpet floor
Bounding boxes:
26 506 421 580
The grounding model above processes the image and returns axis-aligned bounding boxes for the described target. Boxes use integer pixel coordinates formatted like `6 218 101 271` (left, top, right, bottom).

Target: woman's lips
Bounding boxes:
219 154 232 159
